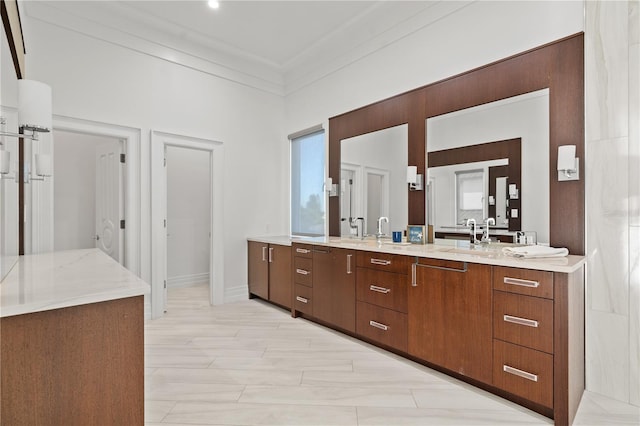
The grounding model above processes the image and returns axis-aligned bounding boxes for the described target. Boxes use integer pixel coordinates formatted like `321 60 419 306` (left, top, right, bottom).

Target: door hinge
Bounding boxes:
164 219 167 228
164 280 167 289
120 153 126 163
120 219 125 229
163 157 167 167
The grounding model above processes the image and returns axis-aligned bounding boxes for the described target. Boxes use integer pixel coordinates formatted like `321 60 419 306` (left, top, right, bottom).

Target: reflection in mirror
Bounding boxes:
426 89 549 244
340 124 407 238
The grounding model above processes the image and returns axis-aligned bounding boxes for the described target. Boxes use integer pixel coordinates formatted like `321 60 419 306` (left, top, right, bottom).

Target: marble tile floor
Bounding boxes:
145 284 640 426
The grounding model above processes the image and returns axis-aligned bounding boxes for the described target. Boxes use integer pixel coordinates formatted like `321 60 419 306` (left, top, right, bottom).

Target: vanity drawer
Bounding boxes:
356 301 407 352
493 267 553 299
292 243 313 258
493 291 554 354
356 268 408 313
493 340 553 409
293 257 313 287
293 284 313 315
356 251 411 274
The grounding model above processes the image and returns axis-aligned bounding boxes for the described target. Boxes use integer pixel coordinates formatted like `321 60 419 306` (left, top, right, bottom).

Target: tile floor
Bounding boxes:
145 285 640 426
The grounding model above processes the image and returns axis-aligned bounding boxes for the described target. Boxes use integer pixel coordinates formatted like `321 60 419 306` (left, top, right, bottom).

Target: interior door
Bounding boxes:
95 141 123 263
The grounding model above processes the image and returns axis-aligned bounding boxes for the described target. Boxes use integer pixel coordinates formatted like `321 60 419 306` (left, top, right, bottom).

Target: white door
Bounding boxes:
95 141 123 263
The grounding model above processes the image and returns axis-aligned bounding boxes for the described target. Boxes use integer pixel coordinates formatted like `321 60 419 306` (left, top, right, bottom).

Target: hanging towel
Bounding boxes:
502 245 569 259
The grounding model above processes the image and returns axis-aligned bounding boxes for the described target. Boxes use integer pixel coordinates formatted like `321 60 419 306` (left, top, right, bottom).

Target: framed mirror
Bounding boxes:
340 124 408 237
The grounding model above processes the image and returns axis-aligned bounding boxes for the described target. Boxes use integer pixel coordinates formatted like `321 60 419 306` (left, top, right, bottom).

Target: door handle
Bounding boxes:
92 234 100 241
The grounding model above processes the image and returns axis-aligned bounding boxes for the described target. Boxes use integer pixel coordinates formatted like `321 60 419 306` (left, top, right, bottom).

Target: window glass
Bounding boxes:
456 169 484 224
291 130 325 236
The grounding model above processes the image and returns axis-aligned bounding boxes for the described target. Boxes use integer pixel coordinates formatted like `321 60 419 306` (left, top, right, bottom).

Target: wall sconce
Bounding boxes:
0 149 15 180
557 145 579 181
407 166 423 191
0 79 52 141
325 177 339 197
28 154 52 181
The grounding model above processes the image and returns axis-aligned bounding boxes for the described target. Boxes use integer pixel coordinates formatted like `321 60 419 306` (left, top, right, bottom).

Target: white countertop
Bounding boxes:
248 236 586 274
0 249 150 318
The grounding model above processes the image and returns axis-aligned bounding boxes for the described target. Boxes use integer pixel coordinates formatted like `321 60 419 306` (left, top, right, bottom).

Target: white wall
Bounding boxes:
19 16 287 300
166 145 210 287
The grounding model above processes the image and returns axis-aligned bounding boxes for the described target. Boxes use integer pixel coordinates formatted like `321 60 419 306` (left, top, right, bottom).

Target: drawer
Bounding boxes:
356 301 407 352
292 243 313 258
293 284 313 315
493 340 553 408
356 268 408 313
356 251 411 274
493 267 553 299
293 257 313 287
493 291 554 354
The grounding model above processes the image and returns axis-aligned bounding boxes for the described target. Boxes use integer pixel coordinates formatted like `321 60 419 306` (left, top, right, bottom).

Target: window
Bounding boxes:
456 169 484 224
290 128 325 237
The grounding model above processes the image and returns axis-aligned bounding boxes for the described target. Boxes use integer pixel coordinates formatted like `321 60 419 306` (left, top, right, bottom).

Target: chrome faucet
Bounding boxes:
466 218 479 245
376 216 389 240
482 217 496 243
355 217 365 239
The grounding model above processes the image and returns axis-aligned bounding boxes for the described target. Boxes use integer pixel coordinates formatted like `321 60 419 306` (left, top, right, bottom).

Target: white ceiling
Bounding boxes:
22 1 460 94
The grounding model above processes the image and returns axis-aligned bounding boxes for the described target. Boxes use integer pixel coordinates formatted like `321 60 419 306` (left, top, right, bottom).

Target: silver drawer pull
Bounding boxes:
504 314 539 328
296 269 310 275
296 248 310 254
296 296 308 304
371 258 391 266
503 365 538 382
504 277 540 288
370 285 391 294
369 320 389 331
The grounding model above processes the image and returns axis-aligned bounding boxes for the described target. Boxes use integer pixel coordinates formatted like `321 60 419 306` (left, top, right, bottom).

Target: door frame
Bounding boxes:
51 115 141 276
150 130 224 319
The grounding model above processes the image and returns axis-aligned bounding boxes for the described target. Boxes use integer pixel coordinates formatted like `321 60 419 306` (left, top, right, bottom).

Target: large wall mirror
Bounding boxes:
329 33 584 254
426 89 549 243
340 124 408 237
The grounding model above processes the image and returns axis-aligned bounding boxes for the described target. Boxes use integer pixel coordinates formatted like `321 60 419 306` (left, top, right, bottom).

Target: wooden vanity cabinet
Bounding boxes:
408 258 493 385
247 241 292 309
312 246 356 333
355 252 410 352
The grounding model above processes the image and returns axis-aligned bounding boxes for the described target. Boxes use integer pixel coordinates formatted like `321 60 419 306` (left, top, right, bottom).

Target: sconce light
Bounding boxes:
0 149 13 179
28 154 52 181
0 79 52 141
407 166 423 191
557 145 579 181
325 177 339 197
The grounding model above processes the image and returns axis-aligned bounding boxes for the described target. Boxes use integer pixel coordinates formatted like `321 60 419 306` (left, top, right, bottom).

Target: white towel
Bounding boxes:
502 245 569 259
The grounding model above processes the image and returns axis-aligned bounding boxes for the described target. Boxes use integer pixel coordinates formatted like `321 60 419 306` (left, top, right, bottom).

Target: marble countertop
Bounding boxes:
0 249 150 318
248 235 586 274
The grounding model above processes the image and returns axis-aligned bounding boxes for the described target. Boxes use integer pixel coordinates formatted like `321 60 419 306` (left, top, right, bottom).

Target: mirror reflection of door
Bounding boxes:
340 165 358 236
53 130 124 263
364 168 389 236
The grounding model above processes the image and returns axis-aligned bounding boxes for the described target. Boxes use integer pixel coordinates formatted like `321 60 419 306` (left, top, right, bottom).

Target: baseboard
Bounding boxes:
224 284 248 303
167 272 209 288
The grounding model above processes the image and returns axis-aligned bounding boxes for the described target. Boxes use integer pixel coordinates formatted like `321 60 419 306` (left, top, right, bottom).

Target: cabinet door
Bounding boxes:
268 244 292 309
408 259 492 384
247 241 269 299
312 247 356 332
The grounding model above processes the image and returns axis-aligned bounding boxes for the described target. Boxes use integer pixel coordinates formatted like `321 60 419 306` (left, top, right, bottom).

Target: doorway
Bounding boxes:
165 145 211 308
150 131 224 319
53 130 124 263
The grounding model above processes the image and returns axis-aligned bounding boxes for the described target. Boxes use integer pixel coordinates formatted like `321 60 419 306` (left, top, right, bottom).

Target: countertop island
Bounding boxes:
0 248 149 426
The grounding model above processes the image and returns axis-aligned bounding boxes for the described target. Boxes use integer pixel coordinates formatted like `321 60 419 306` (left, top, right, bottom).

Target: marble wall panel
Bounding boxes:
586 309 630 402
585 1 630 141
586 137 630 315
630 225 640 406
630 22 640 227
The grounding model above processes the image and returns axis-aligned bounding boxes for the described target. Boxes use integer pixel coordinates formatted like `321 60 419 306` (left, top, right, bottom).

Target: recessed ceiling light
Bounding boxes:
208 1 220 9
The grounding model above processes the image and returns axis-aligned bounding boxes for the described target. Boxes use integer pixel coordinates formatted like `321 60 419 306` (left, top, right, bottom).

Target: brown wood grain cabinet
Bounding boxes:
0 296 144 426
408 258 493 385
247 241 292 309
312 246 356 333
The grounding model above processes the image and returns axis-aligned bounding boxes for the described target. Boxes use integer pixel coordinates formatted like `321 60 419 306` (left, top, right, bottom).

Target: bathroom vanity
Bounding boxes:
248 236 585 425
0 249 149 426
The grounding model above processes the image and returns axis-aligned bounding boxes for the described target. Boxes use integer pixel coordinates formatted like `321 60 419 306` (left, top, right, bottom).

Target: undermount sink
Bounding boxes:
444 247 497 257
